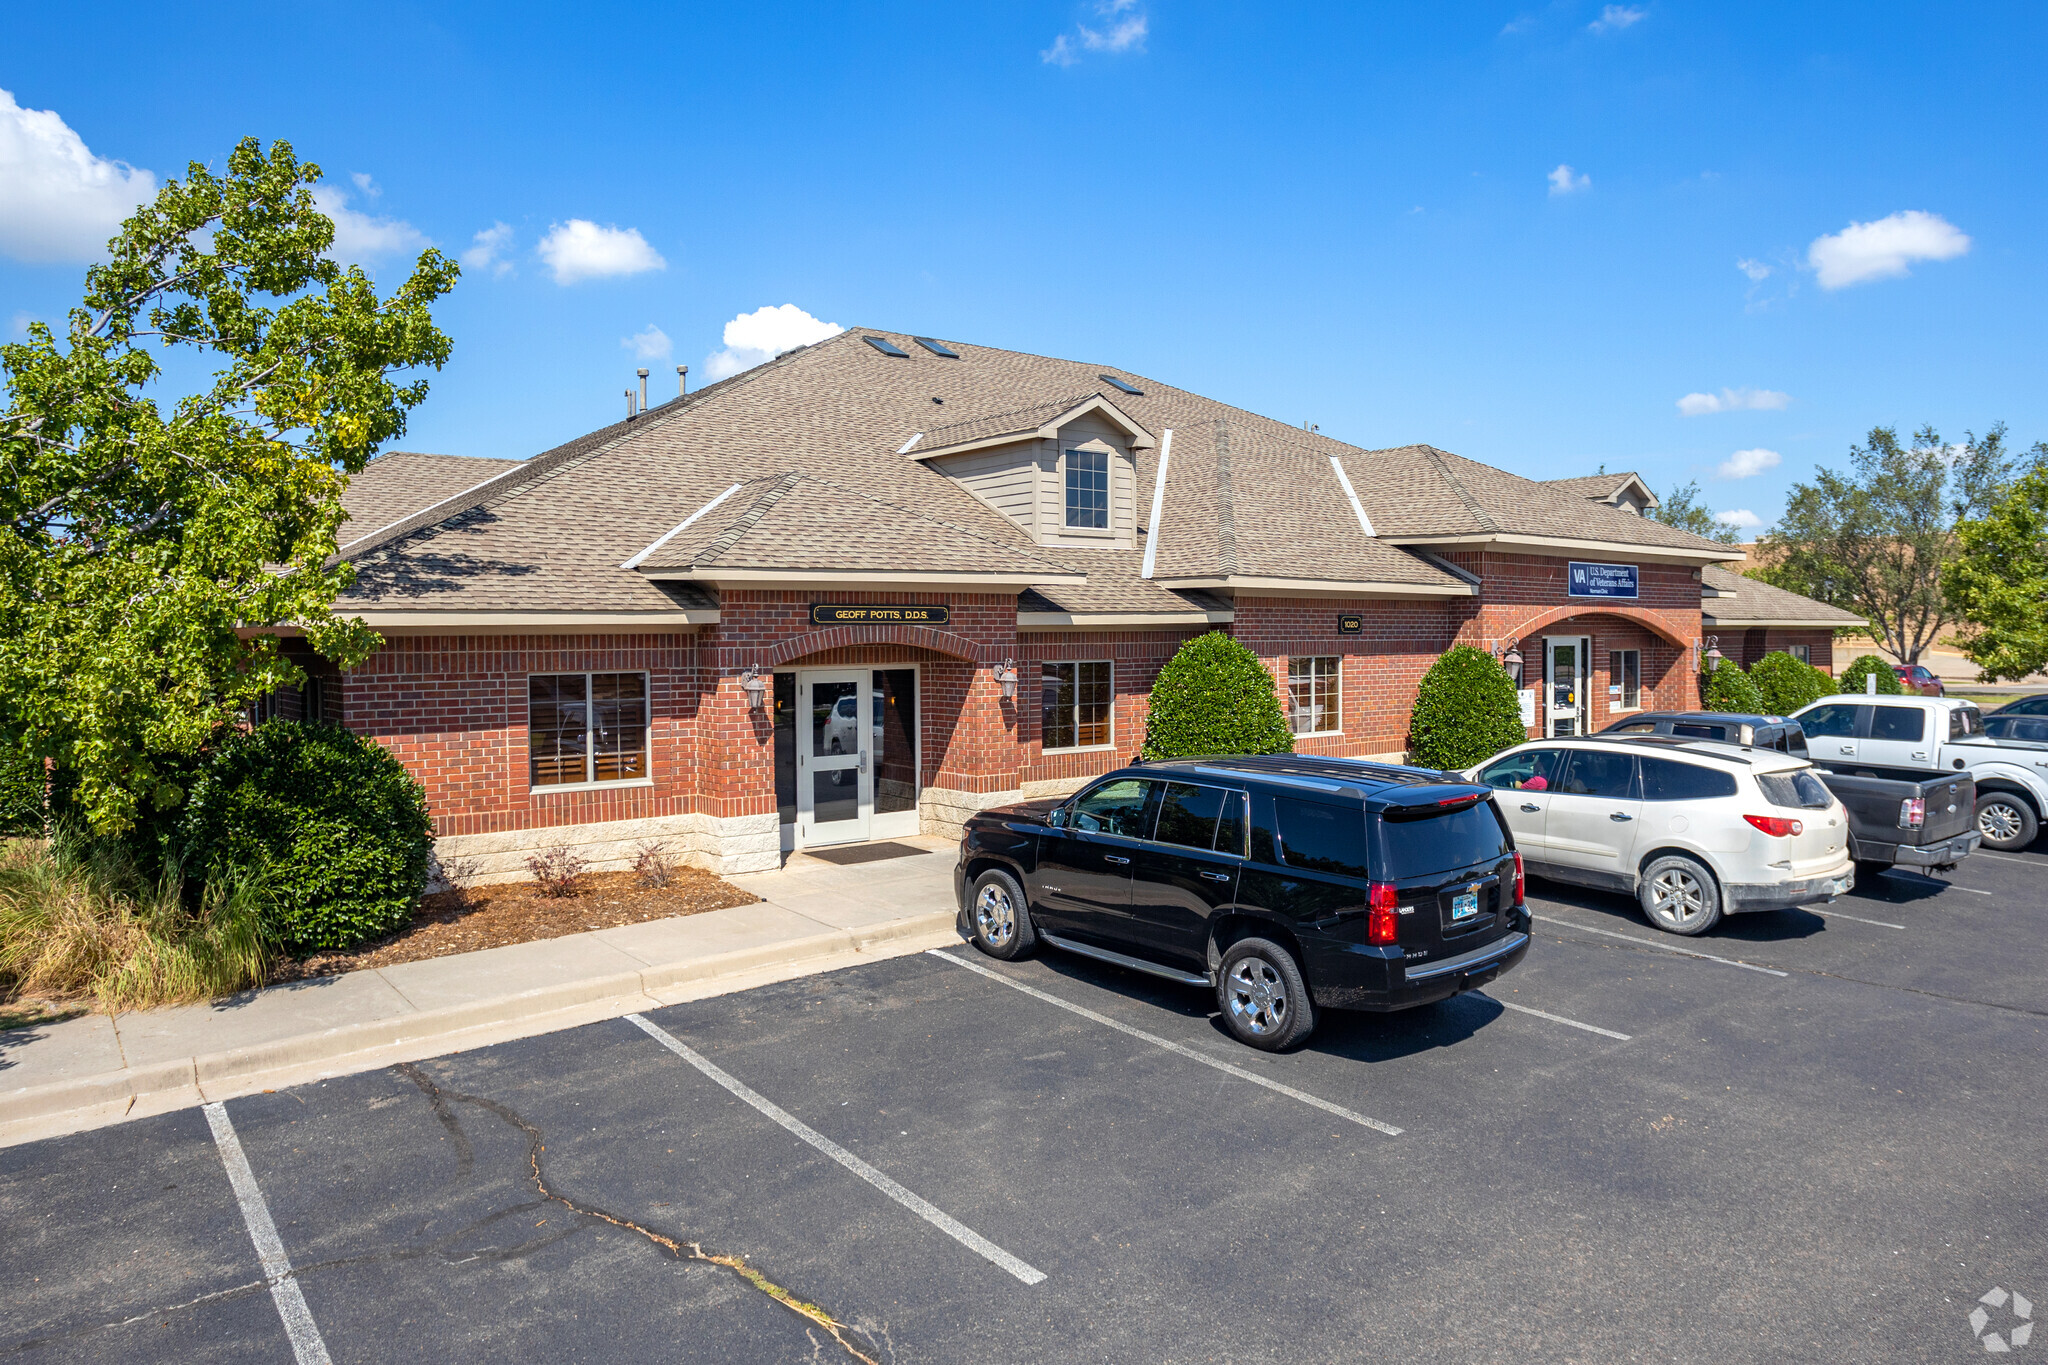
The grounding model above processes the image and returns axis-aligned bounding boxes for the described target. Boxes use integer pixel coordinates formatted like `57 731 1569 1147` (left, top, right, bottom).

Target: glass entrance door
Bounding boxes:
798 672 869 845
1545 637 1589 737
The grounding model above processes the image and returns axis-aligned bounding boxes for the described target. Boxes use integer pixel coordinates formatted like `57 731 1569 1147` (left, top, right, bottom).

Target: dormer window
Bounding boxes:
1065 447 1109 529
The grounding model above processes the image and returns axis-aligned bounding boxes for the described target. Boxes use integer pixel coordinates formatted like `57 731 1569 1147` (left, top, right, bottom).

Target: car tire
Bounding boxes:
1638 854 1722 936
968 869 1034 960
1976 793 2040 852
1215 937 1316 1051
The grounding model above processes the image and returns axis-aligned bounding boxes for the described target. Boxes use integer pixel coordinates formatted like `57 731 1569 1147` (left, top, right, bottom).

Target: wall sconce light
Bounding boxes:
1499 639 1524 686
1703 636 1724 673
740 665 768 711
992 659 1019 701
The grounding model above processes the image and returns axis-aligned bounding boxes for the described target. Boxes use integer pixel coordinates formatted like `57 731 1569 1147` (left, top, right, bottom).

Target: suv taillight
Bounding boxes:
1899 797 1925 830
1744 814 1804 837
1367 882 1400 945
1512 850 1525 907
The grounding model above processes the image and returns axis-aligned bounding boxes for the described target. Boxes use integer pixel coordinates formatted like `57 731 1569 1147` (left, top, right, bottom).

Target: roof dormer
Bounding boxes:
908 393 1154 549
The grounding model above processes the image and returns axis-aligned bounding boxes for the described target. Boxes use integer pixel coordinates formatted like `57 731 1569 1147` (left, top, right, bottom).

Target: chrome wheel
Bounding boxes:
1980 800 2024 844
1647 867 1708 931
974 882 1016 949
1224 956 1289 1038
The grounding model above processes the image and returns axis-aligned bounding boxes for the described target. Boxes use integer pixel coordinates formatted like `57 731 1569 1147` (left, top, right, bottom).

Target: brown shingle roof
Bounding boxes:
1700 565 1866 627
340 452 523 540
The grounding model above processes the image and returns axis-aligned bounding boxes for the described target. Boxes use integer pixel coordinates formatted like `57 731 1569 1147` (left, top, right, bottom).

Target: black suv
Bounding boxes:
1601 711 1808 756
954 755 1531 1051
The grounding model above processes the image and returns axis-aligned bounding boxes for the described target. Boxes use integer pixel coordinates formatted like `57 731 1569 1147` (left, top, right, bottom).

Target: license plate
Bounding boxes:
1451 891 1479 920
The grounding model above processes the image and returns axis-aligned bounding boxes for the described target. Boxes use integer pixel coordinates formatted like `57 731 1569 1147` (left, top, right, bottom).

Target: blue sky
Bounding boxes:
4 2 2043 533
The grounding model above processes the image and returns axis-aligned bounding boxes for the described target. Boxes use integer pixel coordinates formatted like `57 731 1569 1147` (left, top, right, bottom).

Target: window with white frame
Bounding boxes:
1608 649 1642 712
1288 656 1341 735
1042 660 1112 750
530 672 649 787
1064 447 1109 529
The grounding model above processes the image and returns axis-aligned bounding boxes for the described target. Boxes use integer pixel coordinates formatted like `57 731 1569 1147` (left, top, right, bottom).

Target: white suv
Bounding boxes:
1465 735 1854 936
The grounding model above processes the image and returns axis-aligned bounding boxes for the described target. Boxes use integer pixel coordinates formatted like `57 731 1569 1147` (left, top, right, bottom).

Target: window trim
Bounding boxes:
1785 643 1810 664
1287 655 1343 737
1041 659 1116 753
1608 648 1642 714
1060 443 1114 535
527 669 654 793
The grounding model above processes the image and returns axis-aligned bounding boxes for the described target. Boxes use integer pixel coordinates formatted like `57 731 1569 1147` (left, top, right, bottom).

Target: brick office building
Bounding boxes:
303 330 1843 882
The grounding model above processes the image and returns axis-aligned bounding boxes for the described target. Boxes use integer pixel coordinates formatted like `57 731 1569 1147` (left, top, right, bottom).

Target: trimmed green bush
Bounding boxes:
1701 662 1765 713
1750 650 1834 716
1141 632 1294 759
1838 653 1904 695
1410 645 1528 769
172 722 432 953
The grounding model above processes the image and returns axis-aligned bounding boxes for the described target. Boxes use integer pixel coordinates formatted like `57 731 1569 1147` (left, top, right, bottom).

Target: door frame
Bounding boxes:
782 663 922 850
1543 635 1593 737
795 668 869 848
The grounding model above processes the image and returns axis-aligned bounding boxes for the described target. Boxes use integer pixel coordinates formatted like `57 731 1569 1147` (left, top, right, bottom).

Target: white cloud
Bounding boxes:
703 304 843 380
10 311 36 340
1678 387 1792 417
1716 508 1765 531
1716 448 1781 479
1737 257 1771 282
351 171 380 197
1042 34 1079 65
1807 210 1970 289
1043 1 1147 65
622 323 672 361
1548 164 1590 195
461 222 514 277
536 219 665 285
0 87 157 263
312 186 430 264
1589 5 1646 33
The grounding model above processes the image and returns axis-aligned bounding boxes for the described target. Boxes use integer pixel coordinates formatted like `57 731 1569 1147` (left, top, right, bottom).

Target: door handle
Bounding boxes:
1520 803 1541 812
1199 869 1231 882
1839 744 1855 754
1103 855 1130 865
1911 751 1927 760
1609 812 1633 822
859 750 868 774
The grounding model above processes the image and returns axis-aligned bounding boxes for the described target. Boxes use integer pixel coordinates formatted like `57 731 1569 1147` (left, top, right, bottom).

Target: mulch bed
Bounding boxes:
270 868 759 984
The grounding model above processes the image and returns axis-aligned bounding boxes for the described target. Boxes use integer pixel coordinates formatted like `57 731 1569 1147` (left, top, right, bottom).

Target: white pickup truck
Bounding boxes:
1790 694 2048 851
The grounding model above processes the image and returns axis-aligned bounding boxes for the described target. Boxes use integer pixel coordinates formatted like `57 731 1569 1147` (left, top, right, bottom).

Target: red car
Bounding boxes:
1892 663 1946 697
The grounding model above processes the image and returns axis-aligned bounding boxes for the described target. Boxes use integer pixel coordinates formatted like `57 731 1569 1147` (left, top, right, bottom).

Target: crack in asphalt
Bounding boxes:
394 1063 884 1365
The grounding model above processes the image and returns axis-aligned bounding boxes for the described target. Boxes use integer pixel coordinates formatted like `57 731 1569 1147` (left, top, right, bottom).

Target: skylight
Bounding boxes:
1098 373 1144 396
913 337 960 358
863 336 910 358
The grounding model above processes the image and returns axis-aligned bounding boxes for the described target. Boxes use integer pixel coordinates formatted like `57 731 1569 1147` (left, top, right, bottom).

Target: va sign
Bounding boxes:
1568 561 1638 599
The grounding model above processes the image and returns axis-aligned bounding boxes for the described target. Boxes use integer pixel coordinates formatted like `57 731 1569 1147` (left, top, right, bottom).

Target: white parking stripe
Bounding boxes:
1818 908 1908 928
625 1013 1046 1286
1529 913 1791 976
1970 851 2039 865
1489 999 1632 1040
927 949 1403 1137
203 1102 333 1365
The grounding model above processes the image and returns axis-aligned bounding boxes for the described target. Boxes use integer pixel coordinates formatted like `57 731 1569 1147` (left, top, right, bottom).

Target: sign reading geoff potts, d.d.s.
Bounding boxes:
810 603 951 626
1567 562 1639 599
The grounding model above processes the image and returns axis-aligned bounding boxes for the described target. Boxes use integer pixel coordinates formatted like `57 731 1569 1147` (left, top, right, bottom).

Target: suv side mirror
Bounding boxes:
1047 804 1067 829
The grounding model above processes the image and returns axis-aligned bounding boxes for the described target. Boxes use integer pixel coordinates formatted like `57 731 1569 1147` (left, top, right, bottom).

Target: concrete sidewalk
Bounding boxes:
0 836 963 1149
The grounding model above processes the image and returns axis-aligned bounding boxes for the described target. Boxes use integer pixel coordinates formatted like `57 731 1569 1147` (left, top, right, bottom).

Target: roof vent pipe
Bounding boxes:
625 388 636 420
637 368 649 413
677 364 689 396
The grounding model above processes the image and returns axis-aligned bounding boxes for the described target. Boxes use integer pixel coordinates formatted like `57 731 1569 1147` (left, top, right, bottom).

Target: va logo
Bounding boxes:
1970 1286 2034 1354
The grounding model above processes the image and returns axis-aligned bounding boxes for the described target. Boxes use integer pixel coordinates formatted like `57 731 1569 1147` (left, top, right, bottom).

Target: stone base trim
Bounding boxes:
429 811 782 887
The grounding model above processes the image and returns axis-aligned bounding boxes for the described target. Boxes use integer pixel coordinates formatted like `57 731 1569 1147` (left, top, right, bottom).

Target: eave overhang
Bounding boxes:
910 394 1157 462
1155 575 1477 600
640 567 1087 588
1018 608 1235 631
1380 532 1738 567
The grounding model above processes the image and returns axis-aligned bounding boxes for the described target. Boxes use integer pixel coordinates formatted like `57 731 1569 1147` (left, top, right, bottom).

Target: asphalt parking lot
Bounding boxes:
4 845 2044 1363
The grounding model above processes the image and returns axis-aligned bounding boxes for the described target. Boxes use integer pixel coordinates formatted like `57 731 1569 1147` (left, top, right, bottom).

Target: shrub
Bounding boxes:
632 840 678 889
172 722 432 954
1750 650 1834 716
525 847 586 897
1410 645 1529 769
1701 661 1765 713
1141 632 1293 760
0 749 46 837
1838 653 1904 696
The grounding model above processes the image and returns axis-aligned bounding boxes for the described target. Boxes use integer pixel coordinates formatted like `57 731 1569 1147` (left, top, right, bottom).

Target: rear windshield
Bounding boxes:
1375 802 1513 881
1952 707 1982 739
1757 770 1831 809
1271 798 1370 880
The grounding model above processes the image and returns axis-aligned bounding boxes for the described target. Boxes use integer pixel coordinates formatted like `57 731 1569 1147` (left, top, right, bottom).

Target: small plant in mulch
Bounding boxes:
632 840 679 889
524 847 586 898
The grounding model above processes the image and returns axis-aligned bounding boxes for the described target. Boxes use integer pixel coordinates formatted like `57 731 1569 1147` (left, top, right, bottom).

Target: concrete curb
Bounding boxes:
1 911 959 1147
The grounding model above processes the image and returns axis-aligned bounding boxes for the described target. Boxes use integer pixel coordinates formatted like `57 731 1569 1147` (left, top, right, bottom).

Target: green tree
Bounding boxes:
1141 632 1293 759
1945 465 2048 682
1410 645 1527 768
1648 480 1744 545
0 139 456 834
1755 425 2023 665
1838 654 1905 695
1701 661 1765 713
1749 650 1833 715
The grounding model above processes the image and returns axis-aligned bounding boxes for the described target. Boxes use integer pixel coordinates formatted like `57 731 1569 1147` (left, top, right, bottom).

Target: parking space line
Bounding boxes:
625 1013 1047 1286
926 949 1404 1137
1489 999 1632 1040
202 1102 333 1365
1528 914 1791 976
1819 908 1909 928
1970 851 2039 865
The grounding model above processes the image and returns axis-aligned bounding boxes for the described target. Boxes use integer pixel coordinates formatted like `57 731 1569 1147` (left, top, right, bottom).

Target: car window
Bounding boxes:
1799 703 1862 739
835 697 856 717
1670 722 1729 741
1951 707 1981 739
2007 697 2048 717
1869 706 1925 743
1757 770 1832 809
1639 756 1738 801
1068 779 1156 838
1272 798 1370 880
1557 749 1637 798
1987 716 2048 742
1608 721 1657 734
1477 748 1563 791
1154 782 1231 852
1375 802 1513 880
1214 791 1249 857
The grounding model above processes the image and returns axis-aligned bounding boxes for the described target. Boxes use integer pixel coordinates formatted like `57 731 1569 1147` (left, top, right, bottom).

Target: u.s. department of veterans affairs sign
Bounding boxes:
810 604 951 626
1567 562 1639 599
